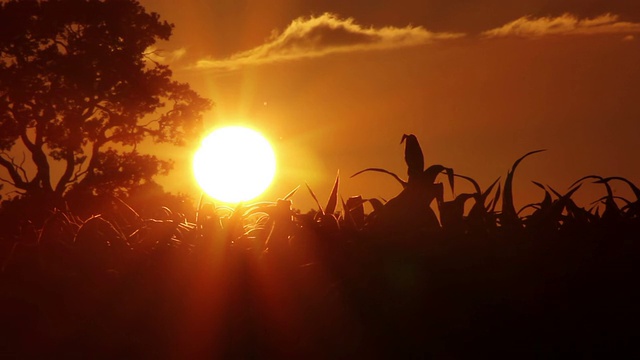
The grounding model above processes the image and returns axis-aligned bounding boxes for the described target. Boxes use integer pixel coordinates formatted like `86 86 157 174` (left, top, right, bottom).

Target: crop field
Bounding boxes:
1 134 638 358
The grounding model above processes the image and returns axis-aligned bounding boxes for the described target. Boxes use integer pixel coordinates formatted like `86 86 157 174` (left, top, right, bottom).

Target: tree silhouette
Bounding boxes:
0 0 211 208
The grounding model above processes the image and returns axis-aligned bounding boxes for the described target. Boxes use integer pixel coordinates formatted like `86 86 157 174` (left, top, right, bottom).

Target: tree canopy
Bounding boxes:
0 0 211 207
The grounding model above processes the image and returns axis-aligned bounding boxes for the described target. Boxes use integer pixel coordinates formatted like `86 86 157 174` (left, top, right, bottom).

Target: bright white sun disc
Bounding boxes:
193 126 276 203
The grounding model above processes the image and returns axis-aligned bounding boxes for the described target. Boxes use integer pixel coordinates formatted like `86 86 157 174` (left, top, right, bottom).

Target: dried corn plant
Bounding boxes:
3 133 638 278
1 133 639 359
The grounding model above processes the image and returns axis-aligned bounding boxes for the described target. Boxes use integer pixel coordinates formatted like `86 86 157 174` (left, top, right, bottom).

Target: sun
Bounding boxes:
193 126 276 203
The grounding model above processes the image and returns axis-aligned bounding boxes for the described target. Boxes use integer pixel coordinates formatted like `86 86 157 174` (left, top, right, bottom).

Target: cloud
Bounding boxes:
144 46 187 64
482 13 640 38
196 13 464 70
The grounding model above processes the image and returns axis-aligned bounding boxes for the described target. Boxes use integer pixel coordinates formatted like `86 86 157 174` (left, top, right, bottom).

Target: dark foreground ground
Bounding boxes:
1 218 638 359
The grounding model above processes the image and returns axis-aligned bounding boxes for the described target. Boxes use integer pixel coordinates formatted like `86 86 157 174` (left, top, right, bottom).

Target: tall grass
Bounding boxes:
0 134 638 358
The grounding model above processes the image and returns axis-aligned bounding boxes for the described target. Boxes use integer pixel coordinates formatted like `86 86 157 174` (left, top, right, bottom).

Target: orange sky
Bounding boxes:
133 0 640 212
10 0 639 213
130 1 640 211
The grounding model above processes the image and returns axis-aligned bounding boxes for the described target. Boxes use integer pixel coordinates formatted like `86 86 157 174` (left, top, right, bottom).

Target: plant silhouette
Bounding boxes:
0 132 638 358
352 134 454 234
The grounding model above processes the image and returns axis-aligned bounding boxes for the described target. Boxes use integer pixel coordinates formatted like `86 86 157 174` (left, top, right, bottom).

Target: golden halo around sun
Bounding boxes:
193 126 276 203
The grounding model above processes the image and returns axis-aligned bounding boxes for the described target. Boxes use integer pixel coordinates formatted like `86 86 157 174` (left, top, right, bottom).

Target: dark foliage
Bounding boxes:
1 134 638 358
0 0 211 212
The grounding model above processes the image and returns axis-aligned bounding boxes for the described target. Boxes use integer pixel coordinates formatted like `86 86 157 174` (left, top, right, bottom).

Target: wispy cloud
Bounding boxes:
145 46 187 64
483 13 640 38
196 13 464 70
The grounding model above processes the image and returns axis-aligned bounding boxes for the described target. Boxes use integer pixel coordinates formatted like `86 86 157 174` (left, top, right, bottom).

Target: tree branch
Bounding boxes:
83 141 103 183
24 121 53 193
138 118 161 128
19 128 36 152
0 175 17 187
68 166 88 184
55 149 76 195
0 153 28 189
1 151 30 183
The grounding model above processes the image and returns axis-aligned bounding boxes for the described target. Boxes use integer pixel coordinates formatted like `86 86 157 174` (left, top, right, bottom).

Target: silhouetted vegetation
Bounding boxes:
1 134 638 358
0 0 211 213
1 0 638 358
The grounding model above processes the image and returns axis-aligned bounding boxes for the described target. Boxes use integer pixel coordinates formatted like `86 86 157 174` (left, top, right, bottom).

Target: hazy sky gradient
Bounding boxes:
136 0 640 211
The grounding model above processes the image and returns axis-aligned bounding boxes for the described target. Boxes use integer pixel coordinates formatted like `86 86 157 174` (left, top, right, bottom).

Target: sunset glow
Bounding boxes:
2 1 639 357
138 1 640 211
